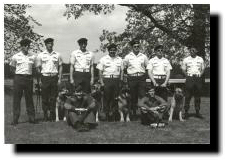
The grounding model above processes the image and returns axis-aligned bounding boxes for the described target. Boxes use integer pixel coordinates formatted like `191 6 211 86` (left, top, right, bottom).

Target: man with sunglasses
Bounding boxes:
181 46 205 119
123 39 149 120
147 45 172 101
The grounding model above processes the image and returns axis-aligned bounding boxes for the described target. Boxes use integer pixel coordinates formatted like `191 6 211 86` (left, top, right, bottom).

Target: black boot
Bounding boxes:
196 110 204 119
184 111 189 120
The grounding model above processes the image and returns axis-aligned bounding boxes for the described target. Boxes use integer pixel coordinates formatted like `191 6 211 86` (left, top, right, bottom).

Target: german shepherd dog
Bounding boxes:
90 82 105 122
168 88 185 122
116 85 131 122
56 82 71 122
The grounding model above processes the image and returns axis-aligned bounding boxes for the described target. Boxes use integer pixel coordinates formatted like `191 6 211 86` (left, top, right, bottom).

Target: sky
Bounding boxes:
26 4 129 63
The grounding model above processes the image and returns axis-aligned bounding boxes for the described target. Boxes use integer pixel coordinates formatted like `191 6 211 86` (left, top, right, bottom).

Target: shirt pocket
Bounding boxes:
115 63 121 72
86 56 92 66
52 56 58 64
16 58 24 64
42 56 49 63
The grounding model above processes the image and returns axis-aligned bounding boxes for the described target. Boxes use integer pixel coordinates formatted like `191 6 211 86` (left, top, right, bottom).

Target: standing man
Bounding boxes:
96 43 123 121
181 46 205 119
70 38 94 93
147 45 172 101
36 38 63 122
123 39 149 120
10 39 37 125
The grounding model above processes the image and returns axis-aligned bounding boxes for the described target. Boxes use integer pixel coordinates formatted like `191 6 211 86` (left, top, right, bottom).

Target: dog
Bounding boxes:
168 87 185 122
56 82 71 122
90 82 105 122
116 85 131 122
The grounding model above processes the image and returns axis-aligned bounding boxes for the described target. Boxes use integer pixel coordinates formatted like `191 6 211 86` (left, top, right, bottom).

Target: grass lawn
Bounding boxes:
4 78 210 144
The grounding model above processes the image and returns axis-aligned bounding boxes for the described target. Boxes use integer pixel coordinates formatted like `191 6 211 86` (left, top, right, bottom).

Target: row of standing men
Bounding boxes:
9 37 205 125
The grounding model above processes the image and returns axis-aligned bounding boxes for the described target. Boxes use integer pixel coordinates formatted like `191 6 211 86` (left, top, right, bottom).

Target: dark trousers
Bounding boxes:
73 71 91 93
41 75 58 120
184 76 203 113
67 110 96 127
103 78 120 118
127 75 146 116
13 75 35 123
154 78 168 101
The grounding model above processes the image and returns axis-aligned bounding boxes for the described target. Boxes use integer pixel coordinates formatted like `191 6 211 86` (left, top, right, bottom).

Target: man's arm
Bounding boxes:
99 70 104 86
137 97 152 111
70 64 74 85
90 54 95 86
162 69 171 87
147 69 157 86
181 59 187 76
120 60 124 82
58 54 63 85
155 95 168 107
200 59 205 77
69 52 75 85
9 56 16 75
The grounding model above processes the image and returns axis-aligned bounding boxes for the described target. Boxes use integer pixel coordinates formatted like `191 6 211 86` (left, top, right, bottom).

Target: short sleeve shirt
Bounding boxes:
10 52 36 75
182 56 204 75
65 94 95 109
96 55 123 76
147 56 172 75
70 49 94 70
138 95 168 109
123 52 148 74
36 50 63 74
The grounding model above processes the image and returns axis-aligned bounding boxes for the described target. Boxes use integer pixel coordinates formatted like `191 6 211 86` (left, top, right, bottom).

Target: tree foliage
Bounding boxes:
64 4 210 67
4 4 44 63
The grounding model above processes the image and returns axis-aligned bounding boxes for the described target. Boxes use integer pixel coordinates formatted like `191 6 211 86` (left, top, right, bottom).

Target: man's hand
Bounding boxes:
153 81 159 87
58 79 61 86
70 79 74 85
90 78 94 86
161 82 167 87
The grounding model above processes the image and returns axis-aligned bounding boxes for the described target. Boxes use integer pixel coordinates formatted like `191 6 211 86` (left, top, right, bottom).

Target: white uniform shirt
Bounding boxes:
147 56 172 75
10 51 36 75
182 56 204 75
36 50 63 74
123 52 148 74
96 55 123 76
70 49 94 71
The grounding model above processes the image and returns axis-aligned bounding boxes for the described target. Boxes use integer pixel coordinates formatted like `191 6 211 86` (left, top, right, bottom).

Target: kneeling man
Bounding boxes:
138 87 169 128
64 84 98 132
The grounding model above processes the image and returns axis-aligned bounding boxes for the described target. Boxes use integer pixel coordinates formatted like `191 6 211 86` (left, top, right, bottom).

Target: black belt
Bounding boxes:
16 74 32 77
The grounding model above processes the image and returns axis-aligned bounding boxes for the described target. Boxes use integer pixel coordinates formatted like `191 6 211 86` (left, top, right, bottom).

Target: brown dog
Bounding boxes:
117 86 131 122
90 82 104 122
56 82 71 122
168 88 185 122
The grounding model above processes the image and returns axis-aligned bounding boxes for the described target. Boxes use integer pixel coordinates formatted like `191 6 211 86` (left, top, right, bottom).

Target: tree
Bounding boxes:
4 4 44 63
63 4 210 66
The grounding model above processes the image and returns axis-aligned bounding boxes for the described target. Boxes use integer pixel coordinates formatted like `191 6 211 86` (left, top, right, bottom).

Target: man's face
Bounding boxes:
22 45 30 54
156 48 163 59
75 91 84 99
148 89 155 98
132 44 140 54
45 42 54 51
79 42 87 52
190 48 197 57
108 47 117 57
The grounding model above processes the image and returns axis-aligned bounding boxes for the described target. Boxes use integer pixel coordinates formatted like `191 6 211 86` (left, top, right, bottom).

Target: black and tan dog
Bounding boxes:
56 82 71 122
90 82 105 122
168 88 185 122
116 85 131 122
